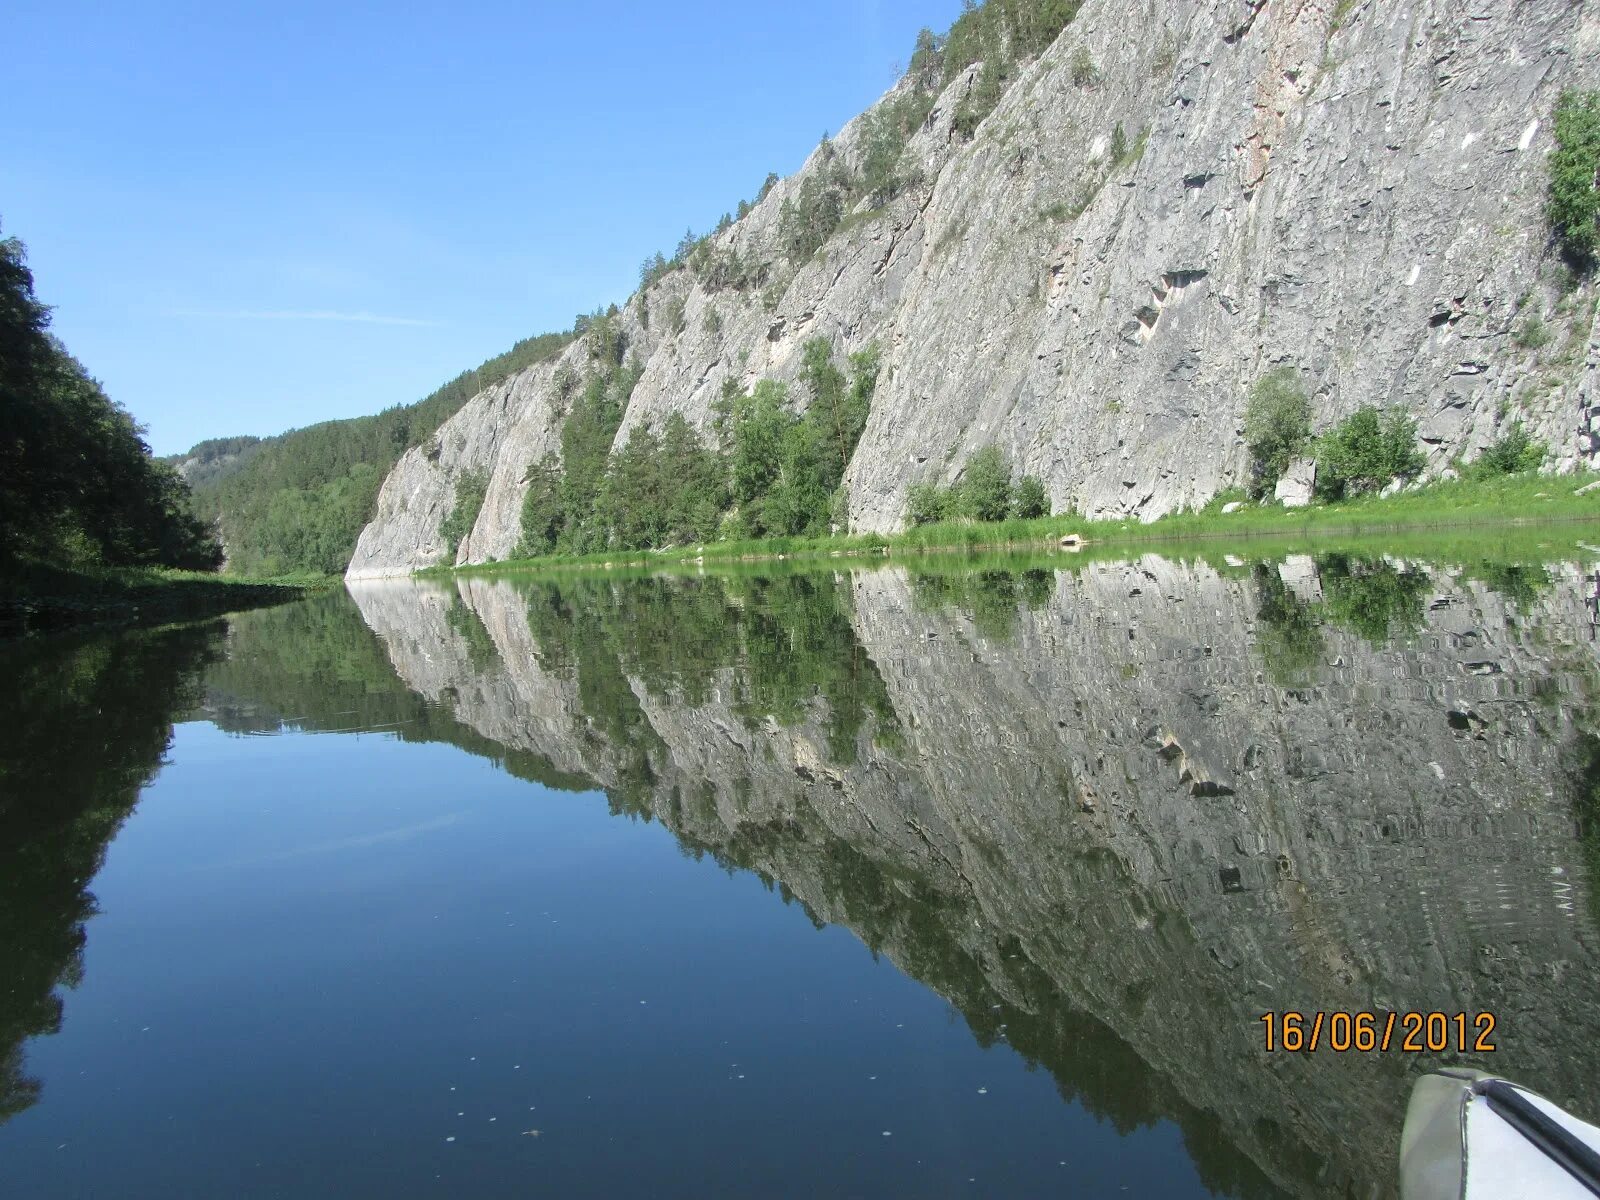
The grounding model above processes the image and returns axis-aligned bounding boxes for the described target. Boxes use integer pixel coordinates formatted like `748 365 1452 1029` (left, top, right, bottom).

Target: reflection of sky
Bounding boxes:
3 723 1220 1199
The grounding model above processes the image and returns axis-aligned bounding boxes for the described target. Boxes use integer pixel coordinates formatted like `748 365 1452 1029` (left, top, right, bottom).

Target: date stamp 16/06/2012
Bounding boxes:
1259 1011 1497 1054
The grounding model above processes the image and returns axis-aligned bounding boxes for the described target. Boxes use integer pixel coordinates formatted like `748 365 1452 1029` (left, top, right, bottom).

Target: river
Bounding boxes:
2 547 1598 1197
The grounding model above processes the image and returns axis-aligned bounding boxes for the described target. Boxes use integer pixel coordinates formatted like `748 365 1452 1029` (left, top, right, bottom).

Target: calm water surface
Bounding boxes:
3 548 1599 1197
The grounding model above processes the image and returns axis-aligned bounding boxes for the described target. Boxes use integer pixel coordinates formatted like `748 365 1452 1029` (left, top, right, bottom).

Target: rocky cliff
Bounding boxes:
348 0 1600 577
345 556 1600 1197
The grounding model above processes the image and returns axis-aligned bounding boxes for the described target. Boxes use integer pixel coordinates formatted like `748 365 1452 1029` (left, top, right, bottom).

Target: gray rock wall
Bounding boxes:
349 0 1600 577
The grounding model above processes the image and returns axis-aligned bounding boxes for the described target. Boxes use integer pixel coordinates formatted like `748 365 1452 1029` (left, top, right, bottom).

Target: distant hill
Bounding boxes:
178 329 572 575
161 435 264 489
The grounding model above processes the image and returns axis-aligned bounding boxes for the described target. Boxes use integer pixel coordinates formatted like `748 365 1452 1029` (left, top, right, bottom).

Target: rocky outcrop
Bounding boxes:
349 0 1600 577
346 554 1600 1197
1274 456 1316 506
347 361 570 576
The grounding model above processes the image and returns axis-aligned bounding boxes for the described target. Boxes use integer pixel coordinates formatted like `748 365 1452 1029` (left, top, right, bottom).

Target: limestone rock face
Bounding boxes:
349 0 1600 576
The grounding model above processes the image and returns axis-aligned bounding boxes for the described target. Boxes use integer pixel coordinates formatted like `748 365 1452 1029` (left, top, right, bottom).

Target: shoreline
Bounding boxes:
420 472 1600 581
0 566 325 641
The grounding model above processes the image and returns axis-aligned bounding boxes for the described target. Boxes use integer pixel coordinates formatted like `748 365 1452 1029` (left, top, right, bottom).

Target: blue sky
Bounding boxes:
5 0 963 455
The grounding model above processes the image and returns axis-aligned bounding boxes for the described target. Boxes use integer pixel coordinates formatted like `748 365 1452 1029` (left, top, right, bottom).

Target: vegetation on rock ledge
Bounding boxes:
1550 89 1600 268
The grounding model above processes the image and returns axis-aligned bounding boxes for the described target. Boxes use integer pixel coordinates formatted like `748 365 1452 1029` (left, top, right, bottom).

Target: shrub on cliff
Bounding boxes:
1550 89 1600 268
440 469 488 560
779 155 848 263
906 482 958 527
905 447 1039 526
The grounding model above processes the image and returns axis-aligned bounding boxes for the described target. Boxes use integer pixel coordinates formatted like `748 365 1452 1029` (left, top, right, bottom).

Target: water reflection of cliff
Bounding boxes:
0 622 226 1125
340 555 1600 1199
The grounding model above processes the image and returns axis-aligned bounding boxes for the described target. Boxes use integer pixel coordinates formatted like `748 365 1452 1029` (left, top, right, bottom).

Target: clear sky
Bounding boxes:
5 0 964 455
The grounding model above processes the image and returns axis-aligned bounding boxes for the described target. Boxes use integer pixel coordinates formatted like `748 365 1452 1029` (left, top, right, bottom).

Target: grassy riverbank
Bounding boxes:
0 561 326 639
435 470 1600 579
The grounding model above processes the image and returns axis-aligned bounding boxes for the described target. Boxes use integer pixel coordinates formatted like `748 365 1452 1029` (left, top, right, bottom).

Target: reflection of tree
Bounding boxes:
1466 561 1552 611
1250 554 1432 669
206 592 591 793
444 590 500 671
910 567 1056 643
1318 554 1429 645
225 563 1599 1199
0 621 226 1125
522 573 902 766
1251 566 1326 686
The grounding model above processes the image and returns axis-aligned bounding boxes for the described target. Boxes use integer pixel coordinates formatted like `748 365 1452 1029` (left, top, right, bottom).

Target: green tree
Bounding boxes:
659 413 729 544
860 108 907 204
1473 421 1547 477
1314 406 1424 500
906 482 958 526
731 380 795 528
779 174 846 262
800 338 855 487
1013 474 1049 519
766 419 833 536
440 469 489 560
597 424 668 550
960 446 1014 522
941 0 1081 138
517 455 567 557
0 227 221 572
1550 89 1600 267
555 361 641 552
639 252 671 289
1109 122 1128 164
1071 47 1098 88
1244 367 1312 493
909 27 943 85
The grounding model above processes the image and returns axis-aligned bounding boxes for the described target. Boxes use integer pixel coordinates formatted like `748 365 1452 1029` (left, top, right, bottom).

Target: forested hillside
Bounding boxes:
161 435 263 489
0 225 220 576
180 327 571 575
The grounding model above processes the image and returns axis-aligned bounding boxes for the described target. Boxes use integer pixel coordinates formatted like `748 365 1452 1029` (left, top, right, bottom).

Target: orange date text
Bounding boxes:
1258 1011 1497 1053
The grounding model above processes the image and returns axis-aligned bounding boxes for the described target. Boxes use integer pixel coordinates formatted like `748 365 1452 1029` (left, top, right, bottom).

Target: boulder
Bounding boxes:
1273 459 1317 509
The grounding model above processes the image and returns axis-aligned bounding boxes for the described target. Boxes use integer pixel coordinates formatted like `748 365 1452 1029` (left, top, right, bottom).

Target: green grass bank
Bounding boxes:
432 470 1600 580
